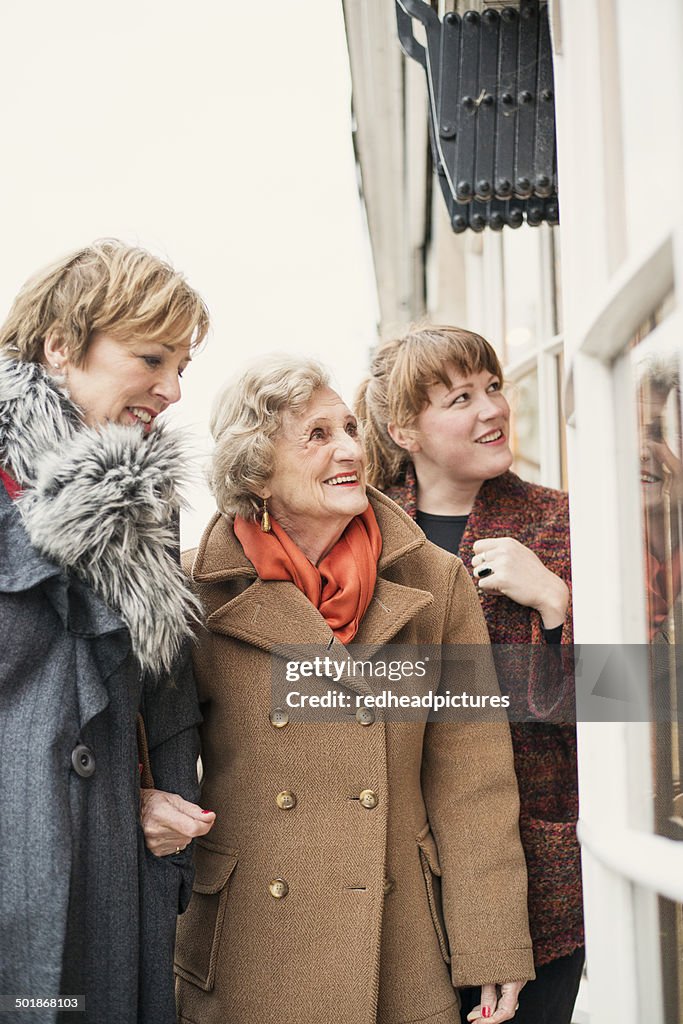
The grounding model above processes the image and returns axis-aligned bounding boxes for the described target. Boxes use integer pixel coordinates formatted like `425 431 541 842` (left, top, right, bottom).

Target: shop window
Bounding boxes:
628 291 682 1022
502 225 544 364
502 222 560 366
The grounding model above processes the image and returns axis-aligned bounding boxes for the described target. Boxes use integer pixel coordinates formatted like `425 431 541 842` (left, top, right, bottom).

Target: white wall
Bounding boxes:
0 0 378 546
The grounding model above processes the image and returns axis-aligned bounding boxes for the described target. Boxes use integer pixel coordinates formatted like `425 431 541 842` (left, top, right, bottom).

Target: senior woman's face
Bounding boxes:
47 332 191 430
266 387 368 533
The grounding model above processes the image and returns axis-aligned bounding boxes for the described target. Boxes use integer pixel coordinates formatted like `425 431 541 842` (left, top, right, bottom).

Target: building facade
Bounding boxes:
342 1 683 1020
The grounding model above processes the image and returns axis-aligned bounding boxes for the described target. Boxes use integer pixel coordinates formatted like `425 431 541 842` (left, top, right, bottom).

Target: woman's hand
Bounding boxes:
140 788 216 857
472 537 568 629
466 981 525 1021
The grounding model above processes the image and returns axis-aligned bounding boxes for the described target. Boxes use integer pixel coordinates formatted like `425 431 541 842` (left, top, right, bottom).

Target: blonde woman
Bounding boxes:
0 241 215 1023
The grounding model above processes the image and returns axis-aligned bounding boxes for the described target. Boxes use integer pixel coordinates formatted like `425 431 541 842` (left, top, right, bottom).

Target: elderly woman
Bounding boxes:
174 355 534 1024
356 326 584 1024
0 240 215 1023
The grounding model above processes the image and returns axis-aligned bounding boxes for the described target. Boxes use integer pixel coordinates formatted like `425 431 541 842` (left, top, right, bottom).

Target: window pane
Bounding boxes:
510 367 540 483
629 297 682 1022
502 226 542 362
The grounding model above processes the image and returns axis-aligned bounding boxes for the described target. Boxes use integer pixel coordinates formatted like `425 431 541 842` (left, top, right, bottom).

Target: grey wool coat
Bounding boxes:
0 358 202 1024
175 489 534 1024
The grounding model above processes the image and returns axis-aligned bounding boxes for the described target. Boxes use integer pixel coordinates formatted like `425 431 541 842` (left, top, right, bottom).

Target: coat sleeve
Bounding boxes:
140 641 203 912
136 644 203 1023
528 489 574 648
421 558 535 988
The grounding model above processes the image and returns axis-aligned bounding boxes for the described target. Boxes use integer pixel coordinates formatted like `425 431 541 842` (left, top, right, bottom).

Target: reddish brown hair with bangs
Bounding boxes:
356 325 503 489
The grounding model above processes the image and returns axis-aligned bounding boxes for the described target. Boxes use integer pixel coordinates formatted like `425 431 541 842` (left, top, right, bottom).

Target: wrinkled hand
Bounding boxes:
466 981 525 1022
140 788 216 857
472 537 568 629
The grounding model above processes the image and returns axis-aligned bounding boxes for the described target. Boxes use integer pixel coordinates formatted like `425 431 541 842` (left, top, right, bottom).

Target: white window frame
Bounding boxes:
461 224 565 490
505 333 564 490
570 226 681 1023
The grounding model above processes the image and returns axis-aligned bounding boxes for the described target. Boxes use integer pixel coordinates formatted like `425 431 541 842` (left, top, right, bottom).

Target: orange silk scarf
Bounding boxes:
234 506 382 643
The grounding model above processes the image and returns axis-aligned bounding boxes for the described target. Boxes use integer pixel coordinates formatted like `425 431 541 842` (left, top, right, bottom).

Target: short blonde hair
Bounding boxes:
0 239 210 365
356 324 503 489
210 354 330 519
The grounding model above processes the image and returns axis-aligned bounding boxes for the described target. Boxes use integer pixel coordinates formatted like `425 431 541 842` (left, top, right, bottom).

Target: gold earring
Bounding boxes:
261 497 271 533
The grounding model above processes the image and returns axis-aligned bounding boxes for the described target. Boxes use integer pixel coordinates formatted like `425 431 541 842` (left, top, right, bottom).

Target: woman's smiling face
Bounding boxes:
408 364 513 485
265 386 368 542
46 331 191 431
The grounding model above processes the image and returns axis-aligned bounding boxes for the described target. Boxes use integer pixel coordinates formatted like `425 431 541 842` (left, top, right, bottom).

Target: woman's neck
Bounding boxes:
412 460 482 515
276 515 352 566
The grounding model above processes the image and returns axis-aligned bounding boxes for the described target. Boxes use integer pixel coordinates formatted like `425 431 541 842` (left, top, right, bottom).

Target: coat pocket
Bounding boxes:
174 839 238 992
416 824 451 965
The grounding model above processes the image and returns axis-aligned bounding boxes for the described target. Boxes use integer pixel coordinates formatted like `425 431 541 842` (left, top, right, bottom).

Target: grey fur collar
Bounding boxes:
0 356 200 676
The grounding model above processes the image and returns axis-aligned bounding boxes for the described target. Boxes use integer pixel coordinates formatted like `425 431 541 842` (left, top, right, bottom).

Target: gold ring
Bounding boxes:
175 846 182 855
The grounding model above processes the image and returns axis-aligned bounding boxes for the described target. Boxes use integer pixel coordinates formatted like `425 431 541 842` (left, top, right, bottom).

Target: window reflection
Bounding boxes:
631 305 683 1023
637 355 682 644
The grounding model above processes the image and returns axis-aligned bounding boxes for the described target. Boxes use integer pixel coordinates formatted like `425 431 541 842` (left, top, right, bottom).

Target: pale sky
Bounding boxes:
0 1 379 545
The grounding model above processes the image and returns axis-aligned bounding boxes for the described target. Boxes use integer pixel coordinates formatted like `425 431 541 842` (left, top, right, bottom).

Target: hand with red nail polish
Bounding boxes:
139 789 216 857
466 983 497 1022
466 980 525 1022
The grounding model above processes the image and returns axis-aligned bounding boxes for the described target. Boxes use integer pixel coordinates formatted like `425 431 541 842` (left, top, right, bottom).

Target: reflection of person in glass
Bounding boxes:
638 359 682 640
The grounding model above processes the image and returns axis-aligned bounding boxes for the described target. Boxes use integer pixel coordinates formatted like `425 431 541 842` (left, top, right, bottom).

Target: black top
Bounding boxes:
416 510 469 557
416 509 563 645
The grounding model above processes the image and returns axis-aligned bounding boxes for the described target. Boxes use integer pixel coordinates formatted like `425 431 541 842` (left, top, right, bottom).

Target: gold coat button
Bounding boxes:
270 708 289 728
276 790 297 810
356 706 375 726
359 789 378 809
269 878 289 899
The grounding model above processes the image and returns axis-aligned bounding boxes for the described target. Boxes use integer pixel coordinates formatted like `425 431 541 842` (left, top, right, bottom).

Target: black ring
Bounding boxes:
477 567 494 579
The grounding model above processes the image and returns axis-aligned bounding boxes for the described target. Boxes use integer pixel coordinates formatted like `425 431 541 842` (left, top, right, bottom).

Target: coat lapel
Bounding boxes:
0 488 130 729
0 488 62 593
207 577 333 650
459 471 530 568
190 492 434 691
0 488 128 637
354 577 432 649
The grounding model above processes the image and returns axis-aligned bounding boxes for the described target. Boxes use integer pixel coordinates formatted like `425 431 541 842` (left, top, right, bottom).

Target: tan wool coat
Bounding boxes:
175 489 534 1024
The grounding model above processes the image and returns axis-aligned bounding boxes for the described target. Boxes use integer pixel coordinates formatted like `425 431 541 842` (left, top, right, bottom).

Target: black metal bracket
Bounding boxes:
396 0 559 233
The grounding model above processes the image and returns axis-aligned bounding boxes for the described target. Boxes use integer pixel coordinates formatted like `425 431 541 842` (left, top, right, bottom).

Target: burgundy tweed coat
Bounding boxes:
385 465 584 967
